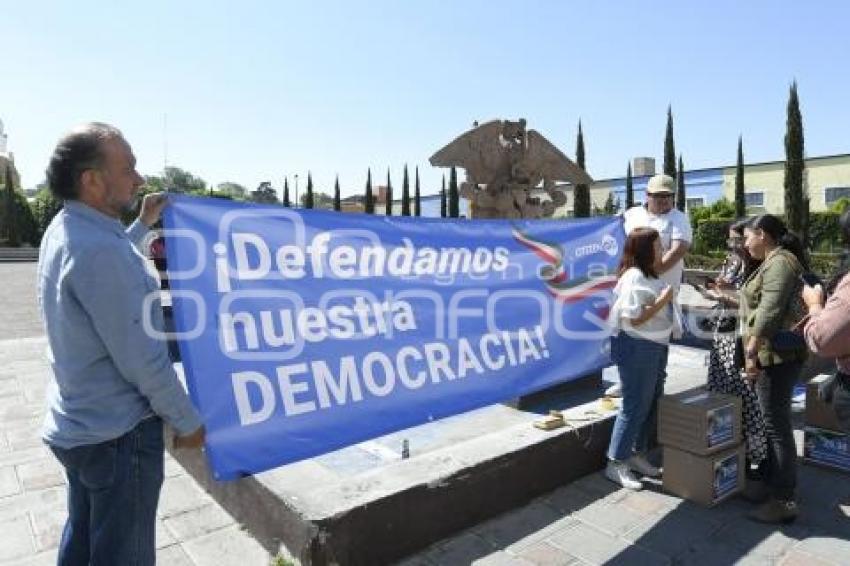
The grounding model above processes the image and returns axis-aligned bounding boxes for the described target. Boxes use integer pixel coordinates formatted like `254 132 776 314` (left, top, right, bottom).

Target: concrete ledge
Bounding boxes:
167 392 616 565
0 247 39 262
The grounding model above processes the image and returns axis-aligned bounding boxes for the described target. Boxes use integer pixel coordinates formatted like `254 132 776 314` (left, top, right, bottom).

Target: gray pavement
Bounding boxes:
0 263 272 565
2 262 849 565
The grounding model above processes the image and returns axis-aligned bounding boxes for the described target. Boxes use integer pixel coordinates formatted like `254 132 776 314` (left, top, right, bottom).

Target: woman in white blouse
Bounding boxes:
606 227 676 490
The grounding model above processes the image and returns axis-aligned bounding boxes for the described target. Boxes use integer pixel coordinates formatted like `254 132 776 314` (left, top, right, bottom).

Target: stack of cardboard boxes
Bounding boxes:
803 374 850 473
659 389 744 506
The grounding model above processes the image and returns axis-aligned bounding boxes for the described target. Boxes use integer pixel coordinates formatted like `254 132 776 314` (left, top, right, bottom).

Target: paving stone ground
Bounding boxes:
0 263 272 565
3 261 849 565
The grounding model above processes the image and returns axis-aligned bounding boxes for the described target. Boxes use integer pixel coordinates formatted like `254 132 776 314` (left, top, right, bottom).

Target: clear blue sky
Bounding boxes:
2 1 849 198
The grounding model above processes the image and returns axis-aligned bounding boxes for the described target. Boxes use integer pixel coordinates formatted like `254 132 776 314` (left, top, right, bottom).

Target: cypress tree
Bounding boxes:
305 171 314 209
414 166 422 216
385 169 393 216
572 120 591 217
401 164 411 216
333 175 341 211
625 162 634 209
283 177 291 207
664 105 677 179
602 192 617 215
676 155 686 212
784 81 807 240
735 136 746 217
364 168 374 214
449 166 459 218
440 174 447 218
3 164 18 246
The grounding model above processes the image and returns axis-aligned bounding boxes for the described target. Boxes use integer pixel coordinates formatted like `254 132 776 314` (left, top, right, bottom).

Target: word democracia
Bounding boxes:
231 324 549 425
216 232 511 291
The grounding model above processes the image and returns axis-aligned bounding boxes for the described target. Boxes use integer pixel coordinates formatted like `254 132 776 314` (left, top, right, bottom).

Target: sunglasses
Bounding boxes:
648 193 674 200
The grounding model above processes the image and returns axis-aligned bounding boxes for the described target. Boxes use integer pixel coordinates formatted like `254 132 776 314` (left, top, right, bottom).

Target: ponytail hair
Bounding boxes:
747 214 809 270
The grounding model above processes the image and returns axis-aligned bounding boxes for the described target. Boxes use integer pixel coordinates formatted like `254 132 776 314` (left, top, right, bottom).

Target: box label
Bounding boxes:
681 392 710 405
713 453 739 500
805 428 850 471
706 404 734 447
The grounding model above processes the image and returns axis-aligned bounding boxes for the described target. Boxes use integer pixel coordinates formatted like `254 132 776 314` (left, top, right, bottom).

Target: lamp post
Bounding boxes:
295 174 299 208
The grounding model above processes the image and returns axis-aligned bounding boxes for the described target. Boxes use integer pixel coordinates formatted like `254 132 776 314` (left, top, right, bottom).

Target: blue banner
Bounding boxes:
163 195 624 480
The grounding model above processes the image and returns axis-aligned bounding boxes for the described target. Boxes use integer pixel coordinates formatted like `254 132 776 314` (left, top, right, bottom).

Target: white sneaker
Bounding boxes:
604 382 622 397
605 460 643 490
628 454 662 478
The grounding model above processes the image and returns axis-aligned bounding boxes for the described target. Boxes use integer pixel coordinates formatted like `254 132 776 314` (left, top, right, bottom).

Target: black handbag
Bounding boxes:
698 305 737 334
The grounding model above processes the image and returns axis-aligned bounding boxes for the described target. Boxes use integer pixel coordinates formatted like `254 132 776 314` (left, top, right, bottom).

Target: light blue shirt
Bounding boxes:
38 200 202 448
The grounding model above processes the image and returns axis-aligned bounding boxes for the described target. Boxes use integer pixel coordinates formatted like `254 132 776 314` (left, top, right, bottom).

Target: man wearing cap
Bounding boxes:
623 173 693 292
607 174 692 447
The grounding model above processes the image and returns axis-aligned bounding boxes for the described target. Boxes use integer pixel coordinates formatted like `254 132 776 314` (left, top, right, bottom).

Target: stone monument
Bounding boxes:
429 119 592 218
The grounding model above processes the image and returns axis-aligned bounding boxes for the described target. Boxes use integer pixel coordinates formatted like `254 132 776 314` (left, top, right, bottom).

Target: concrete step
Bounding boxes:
166 355 707 566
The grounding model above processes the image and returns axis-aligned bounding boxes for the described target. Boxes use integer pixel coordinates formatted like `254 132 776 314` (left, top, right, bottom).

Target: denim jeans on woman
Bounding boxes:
608 332 668 461
48 417 164 566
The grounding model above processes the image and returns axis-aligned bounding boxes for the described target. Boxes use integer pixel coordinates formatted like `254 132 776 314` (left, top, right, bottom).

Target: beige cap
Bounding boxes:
646 174 675 194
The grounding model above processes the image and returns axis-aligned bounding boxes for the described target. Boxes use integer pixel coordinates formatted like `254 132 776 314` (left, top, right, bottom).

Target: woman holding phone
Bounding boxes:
699 219 768 491
605 227 677 490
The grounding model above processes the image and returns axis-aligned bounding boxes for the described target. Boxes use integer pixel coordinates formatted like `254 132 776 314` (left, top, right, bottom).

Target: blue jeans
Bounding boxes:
607 333 667 461
49 417 164 566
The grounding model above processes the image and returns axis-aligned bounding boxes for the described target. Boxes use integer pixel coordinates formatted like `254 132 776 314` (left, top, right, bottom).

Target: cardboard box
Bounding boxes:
663 445 744 506
803 426 850 474
805 375 844 433
659 389 742 455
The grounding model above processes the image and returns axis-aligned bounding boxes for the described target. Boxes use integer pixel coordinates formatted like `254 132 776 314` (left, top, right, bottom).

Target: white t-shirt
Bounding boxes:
623 205 693 290
609 267 679 343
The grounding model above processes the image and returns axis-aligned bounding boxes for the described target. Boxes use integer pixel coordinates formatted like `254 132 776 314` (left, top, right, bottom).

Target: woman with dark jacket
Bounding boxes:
740 214 808 524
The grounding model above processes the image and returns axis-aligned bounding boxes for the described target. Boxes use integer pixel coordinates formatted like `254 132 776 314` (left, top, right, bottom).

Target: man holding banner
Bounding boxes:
38 123 204 565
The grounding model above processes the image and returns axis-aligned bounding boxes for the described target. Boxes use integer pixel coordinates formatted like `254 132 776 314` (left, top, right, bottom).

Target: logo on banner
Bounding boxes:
511 228 617 303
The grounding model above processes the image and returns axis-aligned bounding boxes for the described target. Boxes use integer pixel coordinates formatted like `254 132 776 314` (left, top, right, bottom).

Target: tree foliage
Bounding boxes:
448 166 459 218
784 81 807 240
572 121 591 217
663 105 677 179
250 181 279 204
385 169 393 216
735 136 746 218
625 162 634 209
334 176 341 211
216 182 247 200
304 172 314 209
676 155 686 212
30 187 63 240
440 175 446 218
414 166 421 216
364 169 374 214
283 178 291 207
401 165 411 216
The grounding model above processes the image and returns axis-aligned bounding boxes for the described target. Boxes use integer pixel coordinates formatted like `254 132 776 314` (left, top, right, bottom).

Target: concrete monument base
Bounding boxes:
167 376 616 565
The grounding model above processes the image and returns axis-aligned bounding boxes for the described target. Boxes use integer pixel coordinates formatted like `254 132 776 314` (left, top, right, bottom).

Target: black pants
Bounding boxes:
756 361 801 501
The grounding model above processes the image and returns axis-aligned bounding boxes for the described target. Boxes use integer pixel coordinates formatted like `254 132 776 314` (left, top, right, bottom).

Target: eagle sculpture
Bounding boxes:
429 119 592 218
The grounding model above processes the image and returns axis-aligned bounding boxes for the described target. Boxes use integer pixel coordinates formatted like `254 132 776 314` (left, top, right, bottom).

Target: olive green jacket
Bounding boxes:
739 248 807 367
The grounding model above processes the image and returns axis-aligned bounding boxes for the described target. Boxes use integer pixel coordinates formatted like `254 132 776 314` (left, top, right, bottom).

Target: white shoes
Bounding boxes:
628 454 662 478
605 460 643 490
604 382 622 397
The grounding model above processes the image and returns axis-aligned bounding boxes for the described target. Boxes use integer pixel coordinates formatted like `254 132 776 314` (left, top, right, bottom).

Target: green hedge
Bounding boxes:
693 218 732 255
808 212 842 253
